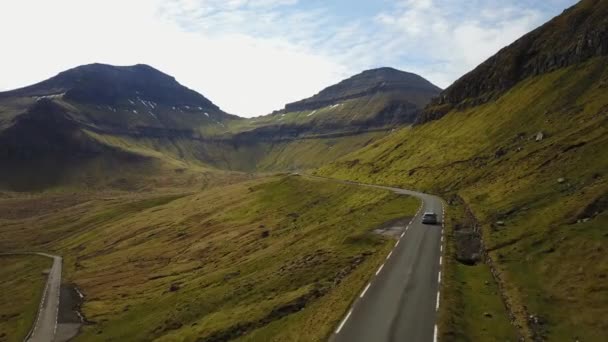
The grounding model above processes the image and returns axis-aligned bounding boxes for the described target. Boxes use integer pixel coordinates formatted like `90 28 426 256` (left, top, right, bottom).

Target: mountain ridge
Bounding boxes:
0 63 223 112
421 0 608 123
282 67 441 113
0 64 438 188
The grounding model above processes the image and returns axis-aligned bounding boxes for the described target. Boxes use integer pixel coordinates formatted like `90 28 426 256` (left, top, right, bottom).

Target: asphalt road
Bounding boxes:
26 253 62 342
319 178 445 342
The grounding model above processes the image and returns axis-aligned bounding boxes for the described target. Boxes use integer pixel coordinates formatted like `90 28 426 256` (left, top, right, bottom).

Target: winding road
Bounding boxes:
11 176 443 342
311 177 445 342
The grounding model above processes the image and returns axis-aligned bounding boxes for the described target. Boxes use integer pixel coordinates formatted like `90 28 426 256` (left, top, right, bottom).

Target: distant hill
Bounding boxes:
0 64 438 189
0 64 240 190
5 63 239 136
284 67 440 112
2 64 219 110
249 67 441 135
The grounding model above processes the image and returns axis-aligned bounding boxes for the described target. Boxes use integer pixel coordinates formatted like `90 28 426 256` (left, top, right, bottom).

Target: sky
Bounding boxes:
0 0 578 117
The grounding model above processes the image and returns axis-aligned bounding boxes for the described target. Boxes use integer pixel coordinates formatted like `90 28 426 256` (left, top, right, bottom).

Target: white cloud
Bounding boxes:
369 0 552 87
0 0 577 117
0 0 348 117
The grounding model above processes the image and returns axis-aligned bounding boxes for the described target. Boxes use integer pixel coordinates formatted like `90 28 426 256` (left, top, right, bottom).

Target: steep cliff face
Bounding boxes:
421 0 608 123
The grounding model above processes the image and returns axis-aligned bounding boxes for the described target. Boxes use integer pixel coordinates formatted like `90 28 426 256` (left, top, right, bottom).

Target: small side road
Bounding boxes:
0 252 62 342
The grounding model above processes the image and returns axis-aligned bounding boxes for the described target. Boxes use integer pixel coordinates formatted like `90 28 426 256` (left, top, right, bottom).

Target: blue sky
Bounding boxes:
0 0 578 116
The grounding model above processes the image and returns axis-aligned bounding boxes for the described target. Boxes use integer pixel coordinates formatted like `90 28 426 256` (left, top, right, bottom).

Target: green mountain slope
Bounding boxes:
422 0 608 122
318 1 608 340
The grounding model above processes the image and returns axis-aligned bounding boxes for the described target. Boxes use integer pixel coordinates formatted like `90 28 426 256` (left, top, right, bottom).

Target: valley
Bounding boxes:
1 0 607 341
1 175 419 341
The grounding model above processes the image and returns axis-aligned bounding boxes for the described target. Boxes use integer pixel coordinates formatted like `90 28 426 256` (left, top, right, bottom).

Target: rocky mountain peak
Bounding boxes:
0 63 221 111
283 67 441 112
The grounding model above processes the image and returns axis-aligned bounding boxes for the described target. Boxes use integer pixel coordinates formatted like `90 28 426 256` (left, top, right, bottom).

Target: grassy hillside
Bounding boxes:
318 57 608 340
225 91 427 135
422 0 608 122
0 97 252 192
88 130 384 172
437 199 517 341
0 175 419 341
0 255 52 342
0 147 250 193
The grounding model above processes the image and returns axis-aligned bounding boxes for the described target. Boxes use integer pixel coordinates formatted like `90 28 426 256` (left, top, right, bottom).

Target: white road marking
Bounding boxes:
309 176 447 339
386 251 393 260
336 310 353 334
436 291 440 311
360 283 372 298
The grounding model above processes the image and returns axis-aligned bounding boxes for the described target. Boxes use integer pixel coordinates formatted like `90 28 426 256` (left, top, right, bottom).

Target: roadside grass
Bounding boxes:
0 175 418 341
0 255 52 342
438 200 517 341
317 57 608 339
89 130 384 173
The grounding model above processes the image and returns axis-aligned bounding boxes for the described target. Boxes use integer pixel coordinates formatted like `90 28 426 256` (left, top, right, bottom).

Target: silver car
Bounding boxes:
421 212 438 225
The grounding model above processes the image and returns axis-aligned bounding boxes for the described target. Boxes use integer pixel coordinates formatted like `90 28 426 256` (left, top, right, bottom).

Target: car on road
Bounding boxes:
421 212 438 225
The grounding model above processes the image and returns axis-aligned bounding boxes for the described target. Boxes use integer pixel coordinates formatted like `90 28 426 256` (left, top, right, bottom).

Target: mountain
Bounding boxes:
2 63 219 110
0 64 438 189
318 0 608 340
2 1 607 341
283 67 440 112
422 0 608 122
0 63 236 136
0 64 239 190
253 67 441 134
198 67 441 171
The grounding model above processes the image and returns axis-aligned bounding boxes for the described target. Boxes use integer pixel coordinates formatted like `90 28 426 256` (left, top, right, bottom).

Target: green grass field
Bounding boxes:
437 200 517 341
87 129 386 173
0 175 419 341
